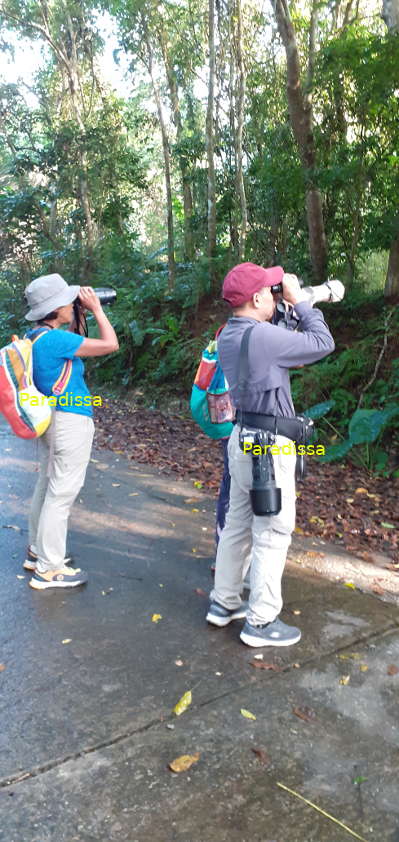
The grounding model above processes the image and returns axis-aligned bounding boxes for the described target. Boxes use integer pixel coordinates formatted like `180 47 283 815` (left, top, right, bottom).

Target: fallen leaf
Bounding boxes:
173 690 192 716
292 706 316 723
353 775 368 785
251 747 270 766
241 708 256 720
340 675 350 685
338 652 360 660
343 582 356 590
193 481 203 488
292 663 301 668
152 614 162 623
309 516 324 525
359 664 369 672
62 639 72 645
191 548 197 553
250 660 282 672
191 508 199 513
168 752 200 773
294 526 304 535
387 665 399 675
194 588 208 598
0 664 6 672
355 487 368 494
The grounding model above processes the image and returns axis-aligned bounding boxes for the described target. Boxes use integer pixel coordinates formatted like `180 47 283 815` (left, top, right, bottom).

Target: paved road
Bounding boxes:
1 418 398 842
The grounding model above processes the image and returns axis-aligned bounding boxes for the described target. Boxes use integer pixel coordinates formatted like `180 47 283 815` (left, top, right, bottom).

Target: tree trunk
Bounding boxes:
234 0 247 261
381 0 399 30
206 0 217 266
382 0 399 296
385 229 399 298
228 9 239 257
159 33 194 261
270 0 327 280
64 12 96 276
144 29 176 290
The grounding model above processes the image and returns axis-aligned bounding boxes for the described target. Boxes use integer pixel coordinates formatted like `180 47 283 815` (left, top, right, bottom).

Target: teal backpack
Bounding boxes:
190 326 234 439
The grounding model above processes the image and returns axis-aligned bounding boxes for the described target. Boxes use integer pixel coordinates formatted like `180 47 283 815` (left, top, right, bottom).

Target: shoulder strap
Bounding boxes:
26 327 51 345
237 325 256 424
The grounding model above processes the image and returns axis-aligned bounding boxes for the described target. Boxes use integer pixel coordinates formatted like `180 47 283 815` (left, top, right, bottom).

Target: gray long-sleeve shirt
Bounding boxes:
218 301 335 418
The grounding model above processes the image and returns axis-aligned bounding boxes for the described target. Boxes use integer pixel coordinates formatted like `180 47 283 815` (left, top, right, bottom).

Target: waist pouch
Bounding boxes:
236 411 314 446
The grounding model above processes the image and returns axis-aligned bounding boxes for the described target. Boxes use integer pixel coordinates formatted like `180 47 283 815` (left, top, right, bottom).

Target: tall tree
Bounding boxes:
270 0 327 281
382 0 399 297
0 0 100 274
206 0 217 263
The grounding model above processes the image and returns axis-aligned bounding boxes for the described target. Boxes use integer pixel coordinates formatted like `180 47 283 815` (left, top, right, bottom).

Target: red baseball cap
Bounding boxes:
222 262 284 307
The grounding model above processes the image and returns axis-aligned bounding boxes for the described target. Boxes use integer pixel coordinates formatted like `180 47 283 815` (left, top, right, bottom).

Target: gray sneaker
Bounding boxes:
206 600 248 628
240 617 301 647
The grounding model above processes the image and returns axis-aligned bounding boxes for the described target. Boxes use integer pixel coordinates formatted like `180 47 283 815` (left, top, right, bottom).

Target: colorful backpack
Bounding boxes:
190 326 235 439
0 330 52 439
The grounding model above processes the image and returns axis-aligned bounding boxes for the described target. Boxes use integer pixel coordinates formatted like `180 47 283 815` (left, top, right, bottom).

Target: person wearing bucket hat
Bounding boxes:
24 273 119 590
206 263 335 646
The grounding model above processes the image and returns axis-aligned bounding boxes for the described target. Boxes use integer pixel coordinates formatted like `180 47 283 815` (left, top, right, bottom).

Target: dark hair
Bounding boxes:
37 310 60 323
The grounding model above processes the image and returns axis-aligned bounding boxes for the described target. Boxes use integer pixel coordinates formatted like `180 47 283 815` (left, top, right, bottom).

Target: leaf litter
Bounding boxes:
93 403 399 564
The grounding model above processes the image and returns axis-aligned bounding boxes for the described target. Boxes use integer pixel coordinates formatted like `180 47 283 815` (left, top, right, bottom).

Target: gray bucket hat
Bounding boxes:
25 273 80 321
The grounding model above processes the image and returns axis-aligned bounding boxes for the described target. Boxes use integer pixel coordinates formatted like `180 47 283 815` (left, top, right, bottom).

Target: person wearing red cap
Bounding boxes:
206 262 335 646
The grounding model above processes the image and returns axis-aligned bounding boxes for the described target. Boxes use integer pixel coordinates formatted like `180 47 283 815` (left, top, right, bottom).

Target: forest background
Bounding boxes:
0 0 398 484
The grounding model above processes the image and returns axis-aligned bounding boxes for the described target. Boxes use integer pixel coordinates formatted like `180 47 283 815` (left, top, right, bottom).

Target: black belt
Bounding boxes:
235 411 314 445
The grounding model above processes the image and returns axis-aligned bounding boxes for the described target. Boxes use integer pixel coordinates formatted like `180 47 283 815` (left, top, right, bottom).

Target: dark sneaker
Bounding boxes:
206 600 247 627
29 566 88 590
24 546 74 571
240 617 301 647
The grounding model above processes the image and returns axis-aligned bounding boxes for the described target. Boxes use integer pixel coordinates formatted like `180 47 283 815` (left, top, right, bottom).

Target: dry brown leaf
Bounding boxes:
387 665 399 676
251 747 271 766
194 588 208 598
0 664 6 672
340 675 350 685
168 752 200 773
292 705 316 723
250 660 282 672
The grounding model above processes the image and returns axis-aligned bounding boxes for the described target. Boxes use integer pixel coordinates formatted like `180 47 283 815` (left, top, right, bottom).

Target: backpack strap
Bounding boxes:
26 326 73 396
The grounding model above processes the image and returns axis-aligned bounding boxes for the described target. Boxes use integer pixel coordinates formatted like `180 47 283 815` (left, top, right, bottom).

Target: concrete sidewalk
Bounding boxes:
1 419 398 842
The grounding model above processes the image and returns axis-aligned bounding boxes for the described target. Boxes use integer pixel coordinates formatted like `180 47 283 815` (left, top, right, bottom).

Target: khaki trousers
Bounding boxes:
29 412 95 572
211 425 296 625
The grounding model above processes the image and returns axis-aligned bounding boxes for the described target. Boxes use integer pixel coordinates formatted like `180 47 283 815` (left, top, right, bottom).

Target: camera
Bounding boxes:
239 428 282 516
272 278 345 329
271 278 345 303
91 287 117 306
73 287 116 335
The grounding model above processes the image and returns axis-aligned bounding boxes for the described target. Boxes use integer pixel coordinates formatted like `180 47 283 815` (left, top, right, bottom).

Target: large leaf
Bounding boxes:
304 400 335 420
348 407 399 445
318 439 352 462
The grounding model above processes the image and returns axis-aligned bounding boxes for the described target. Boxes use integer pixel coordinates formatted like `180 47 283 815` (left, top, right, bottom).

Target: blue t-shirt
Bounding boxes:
27 328 93 417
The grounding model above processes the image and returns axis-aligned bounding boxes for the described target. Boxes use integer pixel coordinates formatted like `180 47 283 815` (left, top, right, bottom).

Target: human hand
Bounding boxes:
282 273 308 306
78 286 102 315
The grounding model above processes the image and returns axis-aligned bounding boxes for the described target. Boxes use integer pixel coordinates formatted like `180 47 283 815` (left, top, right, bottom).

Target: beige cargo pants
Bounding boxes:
211 425 296 626
29 412 95 572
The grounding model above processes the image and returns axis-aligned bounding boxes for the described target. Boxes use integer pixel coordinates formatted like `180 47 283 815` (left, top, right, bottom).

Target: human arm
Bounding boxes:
74 287 119 357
